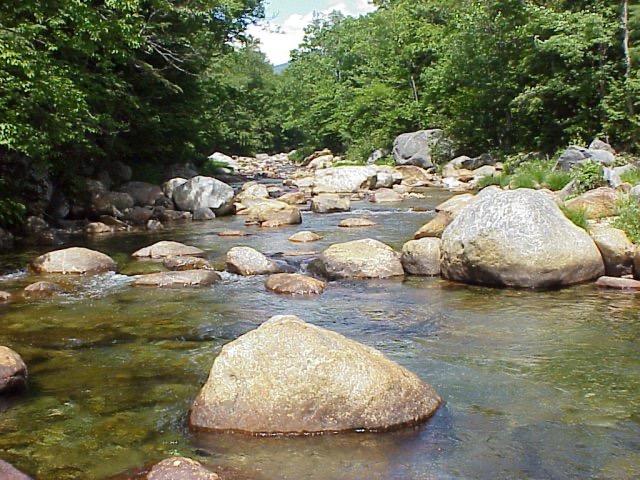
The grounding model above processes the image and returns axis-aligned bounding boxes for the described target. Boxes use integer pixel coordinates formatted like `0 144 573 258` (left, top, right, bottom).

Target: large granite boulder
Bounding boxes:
0 347 27 394
118 182 164 207
226 247 282 276
401 238 441 276
309 239 403 279
589 226 634 277
132 241 204 259
441 188 605 288
162 178 188 200
312 166 377 194
173 176 234 215
311 194 351 213
392 129 454 169
146 457 218 480
30 247 117 275
555 146 615 171
133 270 221 288
189 315 441 434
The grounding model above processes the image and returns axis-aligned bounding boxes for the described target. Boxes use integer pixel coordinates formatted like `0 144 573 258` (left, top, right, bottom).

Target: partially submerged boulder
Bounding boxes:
23 281 64 296
265 273 326 295
30 247 117 275
147 457 219 480
401 239 441 276
311 194 351 213
338 218 376 228
189 315 441 434
0 346 27 394
245 199 302 228
226 247 282 276
595 276 640 290
441 188 605 288
133 270 220 287
163 256 214 271
309 239 403 279
132 241 204 259
289 231 322 243
589 226 634 277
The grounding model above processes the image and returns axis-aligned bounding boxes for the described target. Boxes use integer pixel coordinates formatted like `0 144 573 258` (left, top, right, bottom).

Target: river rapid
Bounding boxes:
0 187 638 479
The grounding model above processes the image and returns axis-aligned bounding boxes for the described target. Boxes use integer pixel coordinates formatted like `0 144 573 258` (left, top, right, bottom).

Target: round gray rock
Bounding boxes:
309 239 403 279
0 346 27 394
226 247 282 276
173 176 234 215
402 238 441 276
441 188 605 288
132 241 204 259
189 315 441 434
30 247 117 275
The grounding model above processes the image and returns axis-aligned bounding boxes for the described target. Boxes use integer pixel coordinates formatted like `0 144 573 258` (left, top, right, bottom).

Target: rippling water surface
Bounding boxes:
0 189 638 479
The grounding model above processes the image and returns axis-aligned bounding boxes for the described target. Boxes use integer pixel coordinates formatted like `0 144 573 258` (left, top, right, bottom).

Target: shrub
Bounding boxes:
543 170 573 191
613 195 640 243
477 174 510 189
571 160 606 194
619 168 640 186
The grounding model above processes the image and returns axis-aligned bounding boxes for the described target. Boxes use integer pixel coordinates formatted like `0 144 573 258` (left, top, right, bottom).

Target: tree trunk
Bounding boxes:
622 0 634 115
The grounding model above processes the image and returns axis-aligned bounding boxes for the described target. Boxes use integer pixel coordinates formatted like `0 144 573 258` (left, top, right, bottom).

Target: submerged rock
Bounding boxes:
338 218 376 228
441 188 604 288
163 256 214 271
595 276 640 290
30 247 117 275
132 241 204 259
133 270 221 288
0 346 27 394
309 239 403 279
265 273 326 295
146 457 219 480
289 231 322 243
226 247 282 276
189 315 441 434
23 281 64 296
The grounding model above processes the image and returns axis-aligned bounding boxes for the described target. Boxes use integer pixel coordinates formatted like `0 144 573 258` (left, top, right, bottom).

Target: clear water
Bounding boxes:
0 189 638 479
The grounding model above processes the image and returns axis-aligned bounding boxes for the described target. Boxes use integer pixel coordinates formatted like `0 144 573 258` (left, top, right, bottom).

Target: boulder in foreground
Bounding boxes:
30 247 117 275
309 239 403 279
147 457 218 480
189 315 441 434
441 188 604 288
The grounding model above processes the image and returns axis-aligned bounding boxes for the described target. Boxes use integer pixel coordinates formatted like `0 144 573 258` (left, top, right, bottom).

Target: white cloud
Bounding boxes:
248 1 377 65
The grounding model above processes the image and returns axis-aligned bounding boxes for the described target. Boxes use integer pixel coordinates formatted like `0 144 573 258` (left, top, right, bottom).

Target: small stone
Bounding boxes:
226 247 282 276
133 270 221 287
163 256 214 271
289 231 322 243
217 230 251 237
338 218 376 228
132 241 204 259
0 291 11 303
147 457 219 480
23 281 64 295
265 273 326 295
0 346 27 394
595 276 640 290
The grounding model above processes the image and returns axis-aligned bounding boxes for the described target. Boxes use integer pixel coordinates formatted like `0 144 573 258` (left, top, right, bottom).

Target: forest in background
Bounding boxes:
0 0 639 226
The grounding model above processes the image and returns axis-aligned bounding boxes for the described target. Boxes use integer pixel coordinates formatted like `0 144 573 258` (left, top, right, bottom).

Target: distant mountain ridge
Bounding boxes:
273 62 289 74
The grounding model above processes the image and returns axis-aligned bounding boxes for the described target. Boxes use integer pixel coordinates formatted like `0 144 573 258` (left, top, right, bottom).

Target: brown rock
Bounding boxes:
0 346 27 394
401 239 441 276
163 256 214 271
370 188 403 203
217 230 251 237
189 315 441 434
0 291 11 303
394 165 434 187
338 218 376 228
435 193 476 218
265 273 326 295
133 270 221 288
289 231 322 243
30 247 117 275
311 194 350 213
565 187 619 219
226 247 282 276
309 239 403 279
84 222 114 235
23 281 64 295
132 241 204 259
595 276 640 290
414 211 452 239
147 457 218 480
278 191 307 205
0 460 32 480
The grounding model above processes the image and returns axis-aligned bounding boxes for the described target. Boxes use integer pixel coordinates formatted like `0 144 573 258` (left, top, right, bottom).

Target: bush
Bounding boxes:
477 174 510 189
544 170 574 191
559 204 589 231
620 168 640 186
613 195 640 243
571 161 606 194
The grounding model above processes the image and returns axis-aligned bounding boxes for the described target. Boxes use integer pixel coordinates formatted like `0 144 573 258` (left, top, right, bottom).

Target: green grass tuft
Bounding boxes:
560 204 589 231
613 195 640 243
619 168 640 186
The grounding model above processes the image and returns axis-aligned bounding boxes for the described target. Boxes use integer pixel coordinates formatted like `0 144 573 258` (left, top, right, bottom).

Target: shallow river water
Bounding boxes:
0 188 638 479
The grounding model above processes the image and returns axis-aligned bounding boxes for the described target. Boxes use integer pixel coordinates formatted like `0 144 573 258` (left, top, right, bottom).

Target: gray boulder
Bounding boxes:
226 247 282 276
555 146 615 171
30 247 117 275
402 238 441 276
0 346 28 394
119 182 164 207
189 315 441 434
589 226 634 277
309 239 403 279
173 176 234 215
441 188 604 288
392 129 454 169
133 270 221 288
312 166 377 194
132 241 204 259
311 194 351 213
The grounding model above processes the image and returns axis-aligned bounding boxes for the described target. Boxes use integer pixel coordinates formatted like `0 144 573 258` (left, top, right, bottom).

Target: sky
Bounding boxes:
247 0 377 65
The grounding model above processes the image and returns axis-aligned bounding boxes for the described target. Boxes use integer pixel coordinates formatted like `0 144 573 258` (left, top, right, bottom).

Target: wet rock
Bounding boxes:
589 226 634 277
162 178 188 200
595 276 640 290
22 216 61 246
312 166 377 194
441 188 605 288
414 211 452 239
245 200 302 228
23 281 64 295
146 457 219 480
154 207 192 223
265 273 326 295
133 270 221 288
394 165 434 187
99 215 130 231
309 238 403 279
107 160 133 186
84 222 114 235
226 247 282 276
217 230 250 237
236 182 270 204
311 194 351 213
146 219 164 231
555 146 615 171
402 239 441 276
338 218 376 228
108 192 135 211
189 315 441 434
0 347 27 394
0 228 15 252
193 208 216 221
173 176 235 216
30 247 117 275
392 129 454 169
289 231 322 243
0 460 32 480
163 256 214 271
123 206 154 226
132 241 204 259
370 188 402 203
564 187 618 219
278 191 306 205
0 291 11 303
119 182 164 207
